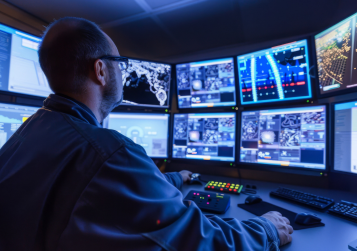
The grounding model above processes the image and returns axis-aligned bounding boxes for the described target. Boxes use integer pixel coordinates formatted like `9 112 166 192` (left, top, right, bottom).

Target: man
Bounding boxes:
0 17 293 250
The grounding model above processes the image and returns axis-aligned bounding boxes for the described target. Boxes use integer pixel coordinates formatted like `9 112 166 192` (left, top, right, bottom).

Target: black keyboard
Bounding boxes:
270 187 334 210
328 200 357 222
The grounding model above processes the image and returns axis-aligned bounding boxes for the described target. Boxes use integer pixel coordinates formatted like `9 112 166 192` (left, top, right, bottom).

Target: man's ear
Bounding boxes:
94 59 107 87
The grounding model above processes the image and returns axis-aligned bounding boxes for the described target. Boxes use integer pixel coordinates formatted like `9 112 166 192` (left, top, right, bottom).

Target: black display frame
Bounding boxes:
117 56 174 112
174 56 239 112
330 98 357 176
235 37 317 108
236 102 330 177
104 110 171 160
313 11 357 99
169 111 238 165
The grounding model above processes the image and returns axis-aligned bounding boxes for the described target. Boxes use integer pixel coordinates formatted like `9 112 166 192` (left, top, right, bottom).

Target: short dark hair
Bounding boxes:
38 17 112 94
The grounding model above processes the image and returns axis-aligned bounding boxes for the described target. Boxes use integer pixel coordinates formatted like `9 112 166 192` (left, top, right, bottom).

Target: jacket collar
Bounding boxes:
43 94 102 128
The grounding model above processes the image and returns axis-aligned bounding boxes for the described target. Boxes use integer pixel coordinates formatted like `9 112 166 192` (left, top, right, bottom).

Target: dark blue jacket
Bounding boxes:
0 94 280 251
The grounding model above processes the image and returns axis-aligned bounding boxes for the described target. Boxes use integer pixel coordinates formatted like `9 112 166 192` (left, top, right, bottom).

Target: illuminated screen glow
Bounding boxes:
172 113 236 162
315 12 357 95
237 40 312 105
0 23 51 97
334 100 357 173
0 102 39 149
176 58 236 108
122 59 171 108
106 113 170 158
240 105 326 170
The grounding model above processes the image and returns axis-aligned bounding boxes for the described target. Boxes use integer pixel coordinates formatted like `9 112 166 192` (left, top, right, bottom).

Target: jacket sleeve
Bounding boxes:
64 141 280 251
163 172 183 190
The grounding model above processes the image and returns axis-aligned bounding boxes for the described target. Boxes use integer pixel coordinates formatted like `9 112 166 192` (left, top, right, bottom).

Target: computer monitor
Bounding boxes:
0 23 51 98
106 113 170 158
172 112 236 162
240 105 326 170
315 12 357 96
237 40 312 105
176 58 236 108
0 102 39 148
334 100 357 174
121 58 171 108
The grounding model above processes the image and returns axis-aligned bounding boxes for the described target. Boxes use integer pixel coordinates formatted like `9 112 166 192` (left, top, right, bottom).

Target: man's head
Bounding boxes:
38 17 123 122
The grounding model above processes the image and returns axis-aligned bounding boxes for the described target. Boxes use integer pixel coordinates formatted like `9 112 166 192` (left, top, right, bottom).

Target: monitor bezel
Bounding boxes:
118 56 173 110
105 110 171 159
236 38 316 108
331 98 357 176
0 21 52 101
236 103 329 176
170 111 238 164
313 12 357 99
174 56 238 111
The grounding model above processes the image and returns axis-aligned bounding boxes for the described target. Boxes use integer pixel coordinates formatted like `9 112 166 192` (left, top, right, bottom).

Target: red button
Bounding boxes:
226 185 229 188
227 183 230 185
207 186 210 188
220 188 223 191
234 189 237 192
229 189 232 191
212 186 214 189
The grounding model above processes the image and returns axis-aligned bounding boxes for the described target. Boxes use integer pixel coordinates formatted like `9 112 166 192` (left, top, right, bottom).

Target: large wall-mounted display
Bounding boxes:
122 58 171 108
172 112 236 162
106 113 170 158
240 105 326 170
334 100 357 174
0 23 51 98
315 12 357 96
176 58 236 108
237 40 312 105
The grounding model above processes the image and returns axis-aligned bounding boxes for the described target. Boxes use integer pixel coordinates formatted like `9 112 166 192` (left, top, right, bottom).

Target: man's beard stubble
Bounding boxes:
99 65 123 120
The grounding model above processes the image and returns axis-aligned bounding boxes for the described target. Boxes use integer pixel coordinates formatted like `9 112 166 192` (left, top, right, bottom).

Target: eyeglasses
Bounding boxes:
100 55 129 71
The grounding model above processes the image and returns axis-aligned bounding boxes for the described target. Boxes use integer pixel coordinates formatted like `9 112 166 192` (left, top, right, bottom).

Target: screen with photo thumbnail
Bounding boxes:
0 23 51 97
122 58 171 108
334 100 357 174
176 58 236 108
240 105 326 170
172 113 235 162
0 102 39 149
107 113 169 158
315 12 357 95
237 40 312 105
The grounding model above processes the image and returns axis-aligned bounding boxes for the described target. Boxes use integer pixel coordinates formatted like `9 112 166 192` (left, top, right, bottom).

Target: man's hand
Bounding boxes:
261 211 293 246
179 170 192 183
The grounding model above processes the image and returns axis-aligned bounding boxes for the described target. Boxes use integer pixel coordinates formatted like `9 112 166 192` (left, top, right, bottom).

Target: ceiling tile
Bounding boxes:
5 0 145 24
157 0 244 56
145 0 183 10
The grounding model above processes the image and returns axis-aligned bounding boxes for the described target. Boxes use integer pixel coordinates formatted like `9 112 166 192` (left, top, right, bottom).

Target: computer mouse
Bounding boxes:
245 195 262 204
189 173 202 185
295 212 322 225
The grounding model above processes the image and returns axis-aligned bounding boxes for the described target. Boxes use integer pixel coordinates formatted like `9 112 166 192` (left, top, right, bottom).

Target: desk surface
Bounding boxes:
182 175 357 251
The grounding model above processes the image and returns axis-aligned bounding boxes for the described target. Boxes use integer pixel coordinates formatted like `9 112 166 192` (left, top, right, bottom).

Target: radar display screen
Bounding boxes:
240 105 326 170
122 58 171 108
0 102 39 149
334 100 357 174
315 12 357 95
237 40 312 105
0 23 51 97
106 113 170 158
176 58 236 108
172 113 235 162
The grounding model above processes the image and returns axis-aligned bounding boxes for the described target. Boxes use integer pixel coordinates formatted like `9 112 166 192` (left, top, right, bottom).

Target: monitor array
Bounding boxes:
0 12 357 175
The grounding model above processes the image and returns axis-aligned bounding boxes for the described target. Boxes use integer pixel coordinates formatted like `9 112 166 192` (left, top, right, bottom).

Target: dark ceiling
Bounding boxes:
5 0 357 63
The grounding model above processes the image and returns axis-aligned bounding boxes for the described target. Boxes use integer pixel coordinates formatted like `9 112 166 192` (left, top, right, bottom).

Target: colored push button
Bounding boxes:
207 186 210 188
220 188 223 191
234 189 237 192
229 189 232 191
